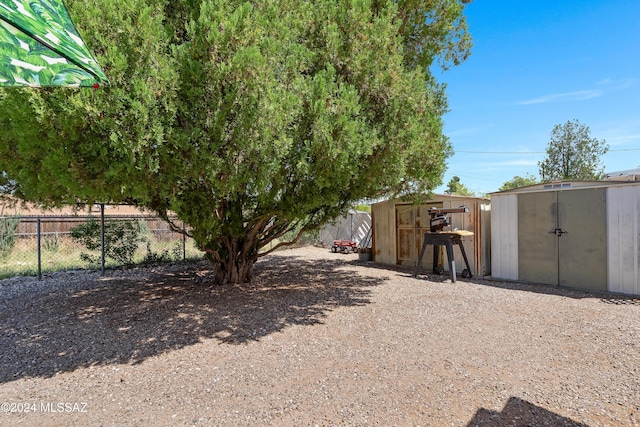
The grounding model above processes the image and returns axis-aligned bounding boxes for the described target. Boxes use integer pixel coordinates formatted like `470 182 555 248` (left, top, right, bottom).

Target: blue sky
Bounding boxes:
433 0 640 195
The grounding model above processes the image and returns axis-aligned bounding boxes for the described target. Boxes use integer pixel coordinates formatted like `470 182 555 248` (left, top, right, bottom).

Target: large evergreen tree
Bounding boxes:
0 0 472 284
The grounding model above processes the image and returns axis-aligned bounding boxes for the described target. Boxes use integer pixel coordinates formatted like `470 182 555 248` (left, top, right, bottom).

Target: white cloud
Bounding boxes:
516 89 604 105
484 159 540 167
596 120 640 146
597 78 637 89
447 124 494 137
608 134 640 145
517 78 637 105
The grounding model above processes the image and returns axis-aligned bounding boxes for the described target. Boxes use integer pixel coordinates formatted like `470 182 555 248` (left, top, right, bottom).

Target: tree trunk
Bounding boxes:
210 254 255 285
205 236 258 285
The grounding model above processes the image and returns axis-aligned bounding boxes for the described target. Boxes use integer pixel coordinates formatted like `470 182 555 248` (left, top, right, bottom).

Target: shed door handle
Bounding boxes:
548 228 568 236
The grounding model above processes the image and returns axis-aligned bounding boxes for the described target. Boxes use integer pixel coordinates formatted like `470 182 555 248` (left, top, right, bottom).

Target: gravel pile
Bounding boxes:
0 246 639 426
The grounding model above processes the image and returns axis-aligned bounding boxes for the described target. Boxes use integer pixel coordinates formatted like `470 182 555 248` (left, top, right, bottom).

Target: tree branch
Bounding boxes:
258 222 307 257
158 210 193 238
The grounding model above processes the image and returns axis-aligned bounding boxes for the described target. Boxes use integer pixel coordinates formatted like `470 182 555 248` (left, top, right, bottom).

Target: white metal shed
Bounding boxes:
491 181 640 296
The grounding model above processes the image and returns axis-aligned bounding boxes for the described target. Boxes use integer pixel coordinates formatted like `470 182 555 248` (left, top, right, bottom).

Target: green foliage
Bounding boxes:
171 242 184 261
43 233 60 253
71 218 143 266
142 241 173 264
499 173 539 191
395 0 473 70
142 240 186 263
0 0 472 284
445 176 475 196
538 119 609 182
0 211 20 259
135 219 151 237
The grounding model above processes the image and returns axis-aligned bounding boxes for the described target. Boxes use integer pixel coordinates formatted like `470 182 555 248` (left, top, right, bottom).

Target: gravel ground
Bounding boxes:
0 246 639 426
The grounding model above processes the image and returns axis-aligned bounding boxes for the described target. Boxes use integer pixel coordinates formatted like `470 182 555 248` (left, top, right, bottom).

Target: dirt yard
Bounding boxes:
0 246 639 426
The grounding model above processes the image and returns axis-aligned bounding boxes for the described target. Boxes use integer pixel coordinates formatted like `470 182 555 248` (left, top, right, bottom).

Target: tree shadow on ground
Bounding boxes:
0 255 386 384
467 396 590 427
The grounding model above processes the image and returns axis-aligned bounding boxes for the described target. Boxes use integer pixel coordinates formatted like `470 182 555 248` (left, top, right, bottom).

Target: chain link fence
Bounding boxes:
0 209 204 280
0 207 367 280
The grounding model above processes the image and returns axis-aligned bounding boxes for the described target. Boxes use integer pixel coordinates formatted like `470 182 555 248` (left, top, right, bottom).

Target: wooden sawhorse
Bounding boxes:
414 231 473 282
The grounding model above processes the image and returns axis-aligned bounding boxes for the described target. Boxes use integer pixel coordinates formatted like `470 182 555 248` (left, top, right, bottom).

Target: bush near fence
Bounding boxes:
0 214 20 259
0 214 204 279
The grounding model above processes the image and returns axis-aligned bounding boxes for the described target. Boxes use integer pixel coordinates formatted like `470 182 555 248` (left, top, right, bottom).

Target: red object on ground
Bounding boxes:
331 240 357 254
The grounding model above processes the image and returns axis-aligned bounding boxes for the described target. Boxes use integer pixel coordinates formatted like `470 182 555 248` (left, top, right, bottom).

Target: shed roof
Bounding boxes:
606 168 640 181
371 193 490 206
490 180 640 195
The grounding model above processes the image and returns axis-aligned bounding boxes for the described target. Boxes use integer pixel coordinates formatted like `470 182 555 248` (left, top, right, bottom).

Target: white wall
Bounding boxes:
490 194 518 280
607 185 640 295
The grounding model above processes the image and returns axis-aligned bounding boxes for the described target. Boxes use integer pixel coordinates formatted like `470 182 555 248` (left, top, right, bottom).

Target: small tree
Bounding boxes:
538 119 609 181
445 176 475 196
499 173 539 191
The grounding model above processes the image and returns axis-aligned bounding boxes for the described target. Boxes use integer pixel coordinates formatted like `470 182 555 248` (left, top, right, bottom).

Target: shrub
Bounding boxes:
43 233 60 253
142 241 172 264
171 241 183 261
135 219 151 236
0 211 20 259
71 218 143 266
142 241 184 264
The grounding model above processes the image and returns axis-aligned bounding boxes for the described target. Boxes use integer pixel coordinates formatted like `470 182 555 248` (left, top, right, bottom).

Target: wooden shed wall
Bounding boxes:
371 200 397 266
371 196 491 276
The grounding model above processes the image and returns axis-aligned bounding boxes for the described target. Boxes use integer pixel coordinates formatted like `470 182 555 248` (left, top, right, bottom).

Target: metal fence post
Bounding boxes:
100 204 105 274
37 216 42 280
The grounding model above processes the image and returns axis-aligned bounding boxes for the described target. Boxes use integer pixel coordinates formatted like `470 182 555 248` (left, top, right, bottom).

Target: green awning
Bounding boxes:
0 0 109 87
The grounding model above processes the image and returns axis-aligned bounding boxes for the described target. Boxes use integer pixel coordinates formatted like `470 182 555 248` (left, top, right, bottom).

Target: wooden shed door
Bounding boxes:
396 202 443 265
396 205 416 265
518 189 607 291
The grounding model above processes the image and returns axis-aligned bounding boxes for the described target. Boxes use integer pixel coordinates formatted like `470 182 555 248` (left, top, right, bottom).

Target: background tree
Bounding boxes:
498 173 539 191
444 176 475 196
538 119 609 182
0 0 472 284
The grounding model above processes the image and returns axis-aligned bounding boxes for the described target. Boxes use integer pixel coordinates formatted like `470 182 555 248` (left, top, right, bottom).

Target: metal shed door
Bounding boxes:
518 189 607 291
557 189 607 291
518 192 559 285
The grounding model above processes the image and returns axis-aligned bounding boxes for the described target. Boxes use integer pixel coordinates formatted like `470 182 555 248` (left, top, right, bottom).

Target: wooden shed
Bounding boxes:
491 181 640 296
371 195 491 276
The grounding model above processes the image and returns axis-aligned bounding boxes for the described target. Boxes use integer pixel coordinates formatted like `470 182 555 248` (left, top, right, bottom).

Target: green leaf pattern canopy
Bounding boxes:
0 0 109 87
